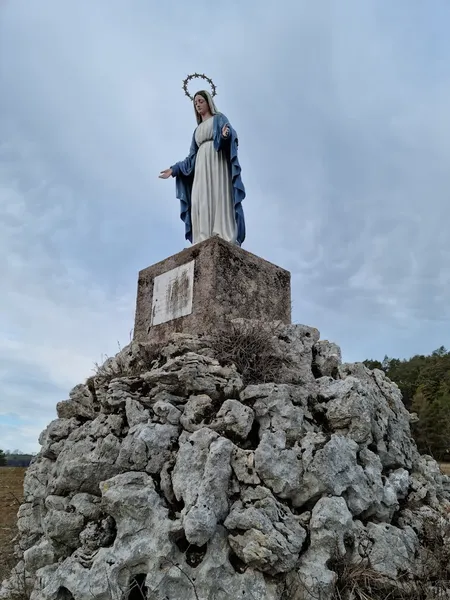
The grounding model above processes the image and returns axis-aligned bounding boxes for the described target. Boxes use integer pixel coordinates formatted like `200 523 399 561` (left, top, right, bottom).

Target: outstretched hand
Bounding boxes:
222 124 230 138
159 168 172 179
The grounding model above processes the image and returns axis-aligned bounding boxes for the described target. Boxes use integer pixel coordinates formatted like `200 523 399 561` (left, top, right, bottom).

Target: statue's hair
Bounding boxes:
193 90 219 125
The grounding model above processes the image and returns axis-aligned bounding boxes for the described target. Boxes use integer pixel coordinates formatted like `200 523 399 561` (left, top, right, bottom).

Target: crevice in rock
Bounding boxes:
390 496 410 528
57 586 75 600
167 508 177 521
86 377 98 403
307 403 331 434
343 531 355 550
167 496 185 521
202 396 222 425
381 462 403 476
170 530 190 553
301 529 311 554
283 502 304 516
127 573 148 600
356 450 366 468
299 494 322 513
354 512 371 528
129 379 152 396
239 418 260 450
170 440 180 454
167 349 186 360
186 542 207 568
390 510 401 528
229 549 247 573
169 531 207 568
152 473 162 495
368 442 378 454
311 360 322 379
103 515 117 547
229 491 241 506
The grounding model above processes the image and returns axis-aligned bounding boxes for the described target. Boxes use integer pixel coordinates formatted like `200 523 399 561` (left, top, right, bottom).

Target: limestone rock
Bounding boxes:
179 394 214 431
125 397 149 427
101 377 143 412
56 398 95 420
16 502 43 551
254 430 303 501
143 352 244 400
291 497 354 600
42 509 84 549
224 486 307 574
312 339 342 378
3 325 450 600
153 399 182 425
231 447 261 485
243 383 315 443
23 539 56 574
69 493 102 521
172 428 233 545
39 418 79 447
51 434 122 495
117 422 179 474
352 521 419 578
273 323 320 384
309 496 354 557
211 398 254 439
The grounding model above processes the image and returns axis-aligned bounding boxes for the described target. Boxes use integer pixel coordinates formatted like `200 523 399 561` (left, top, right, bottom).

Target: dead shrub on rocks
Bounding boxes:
331 560 418 600
331 519 450 600
89 343 162 388
210 319 289 385
417 514 450 589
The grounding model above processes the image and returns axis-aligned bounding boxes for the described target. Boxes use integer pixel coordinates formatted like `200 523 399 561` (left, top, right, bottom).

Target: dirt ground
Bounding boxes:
0 467 26 583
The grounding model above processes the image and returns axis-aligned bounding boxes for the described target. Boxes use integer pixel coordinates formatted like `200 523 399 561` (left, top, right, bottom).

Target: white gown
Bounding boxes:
190 117 237 244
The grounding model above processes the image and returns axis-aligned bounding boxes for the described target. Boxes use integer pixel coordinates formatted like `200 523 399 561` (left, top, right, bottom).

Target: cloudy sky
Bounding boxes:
1 0 450 453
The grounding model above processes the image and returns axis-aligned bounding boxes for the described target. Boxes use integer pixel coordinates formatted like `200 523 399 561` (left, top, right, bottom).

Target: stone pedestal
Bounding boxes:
133 237 291 345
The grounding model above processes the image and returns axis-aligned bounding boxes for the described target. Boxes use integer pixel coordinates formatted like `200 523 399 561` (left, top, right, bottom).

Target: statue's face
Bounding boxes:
194 94 209 116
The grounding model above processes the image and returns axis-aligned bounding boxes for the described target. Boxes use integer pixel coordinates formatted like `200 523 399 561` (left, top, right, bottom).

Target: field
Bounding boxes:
440 462 450 476
0 467 26 583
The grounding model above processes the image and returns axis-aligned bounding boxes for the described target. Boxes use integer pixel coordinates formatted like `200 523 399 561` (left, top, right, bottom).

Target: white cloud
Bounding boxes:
1 0 450 450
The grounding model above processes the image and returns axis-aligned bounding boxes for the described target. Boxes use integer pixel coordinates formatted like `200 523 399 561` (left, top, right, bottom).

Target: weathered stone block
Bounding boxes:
133 237 291 345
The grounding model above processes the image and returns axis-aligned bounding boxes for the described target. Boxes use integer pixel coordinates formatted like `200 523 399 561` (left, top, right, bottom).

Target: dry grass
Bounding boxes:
439 462 450 475
210 319 290 385
0 467 26 583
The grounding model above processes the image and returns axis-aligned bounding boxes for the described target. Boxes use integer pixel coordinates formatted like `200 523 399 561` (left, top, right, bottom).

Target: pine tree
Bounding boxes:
412 382 450 460
364 345 450 460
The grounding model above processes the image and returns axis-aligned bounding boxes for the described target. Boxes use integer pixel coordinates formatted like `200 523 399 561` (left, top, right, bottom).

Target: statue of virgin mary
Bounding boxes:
159 90 246 246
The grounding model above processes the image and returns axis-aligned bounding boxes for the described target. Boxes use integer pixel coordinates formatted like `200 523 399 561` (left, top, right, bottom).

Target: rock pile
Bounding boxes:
2 323 450 600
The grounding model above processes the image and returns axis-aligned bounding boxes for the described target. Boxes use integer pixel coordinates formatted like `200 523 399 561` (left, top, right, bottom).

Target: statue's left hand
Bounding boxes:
222 124 230 138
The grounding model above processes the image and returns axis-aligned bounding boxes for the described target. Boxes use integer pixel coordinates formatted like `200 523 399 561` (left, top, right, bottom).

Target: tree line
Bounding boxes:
0 450 34 467
364 345 450 461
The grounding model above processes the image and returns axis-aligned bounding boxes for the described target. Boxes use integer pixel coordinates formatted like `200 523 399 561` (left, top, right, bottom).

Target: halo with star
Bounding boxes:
182 73 217 101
